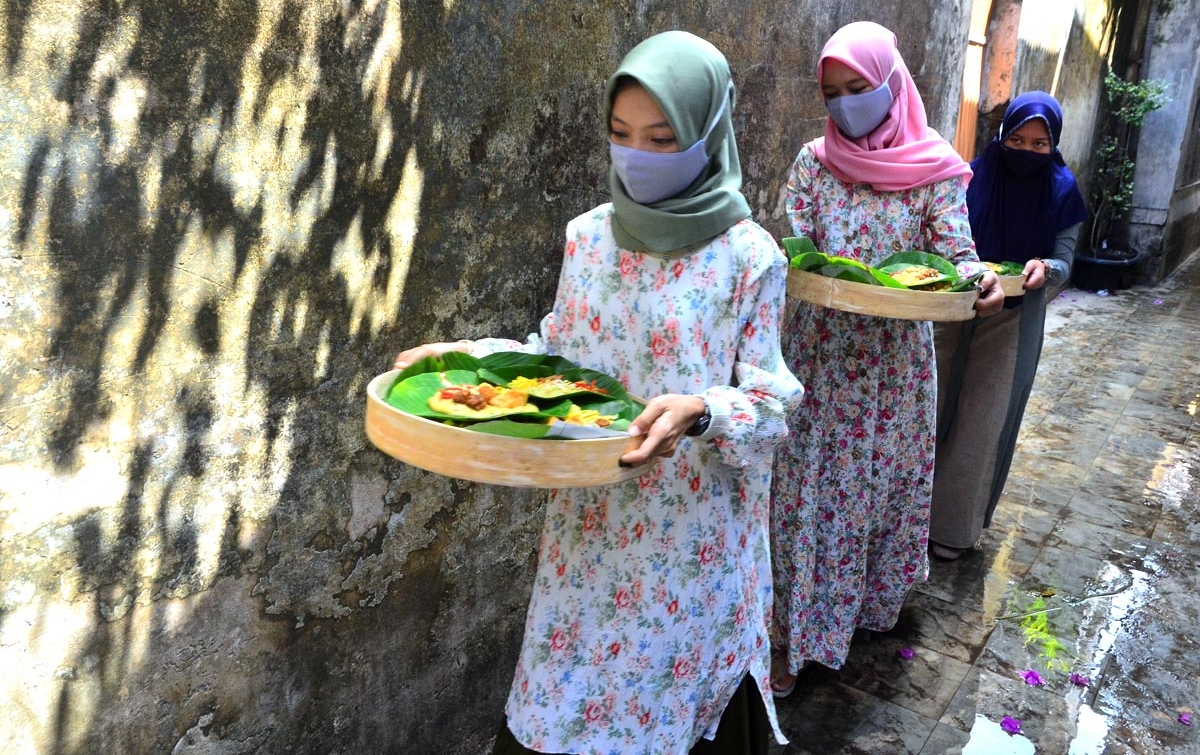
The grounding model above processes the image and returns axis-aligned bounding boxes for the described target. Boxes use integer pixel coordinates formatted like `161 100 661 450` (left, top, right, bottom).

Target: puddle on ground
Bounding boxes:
1066 704 1111 754
963 706 1117 755
962 714 1036 754
983 556 1170 753
1147 443 1198 510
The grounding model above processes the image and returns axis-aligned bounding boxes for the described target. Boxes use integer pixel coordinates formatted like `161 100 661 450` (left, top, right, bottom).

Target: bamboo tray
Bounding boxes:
786 268 979 321
365 371 653 488
999 274 1027 297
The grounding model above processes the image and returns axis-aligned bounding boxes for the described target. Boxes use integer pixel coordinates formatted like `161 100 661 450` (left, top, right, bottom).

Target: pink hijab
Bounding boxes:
811 21 971 191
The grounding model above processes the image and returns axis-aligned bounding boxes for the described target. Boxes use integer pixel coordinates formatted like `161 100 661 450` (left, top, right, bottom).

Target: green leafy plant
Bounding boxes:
1088 70 1170 253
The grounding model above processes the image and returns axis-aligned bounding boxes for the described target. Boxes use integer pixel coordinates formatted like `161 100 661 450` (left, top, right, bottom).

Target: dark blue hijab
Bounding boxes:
966 92 1088 264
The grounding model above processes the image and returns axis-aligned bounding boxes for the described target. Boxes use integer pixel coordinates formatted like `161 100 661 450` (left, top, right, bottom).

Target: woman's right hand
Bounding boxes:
619 394 708 467
972 271 1006 317
393 341 470 370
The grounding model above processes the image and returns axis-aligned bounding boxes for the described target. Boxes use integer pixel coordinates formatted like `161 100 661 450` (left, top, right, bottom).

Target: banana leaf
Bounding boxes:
385 370 569 422
385 351 642 437
470 395 635 438
878 251 959 278
825 256 908 286
781 236 819 260
815 257 910 288
394 351 484 382
481 352 638 404
984 260 1026 276
789 251 829 271
946 270 985 292
815 263 880 285
866 268 911 288
877 263 955 289
478 364 618 401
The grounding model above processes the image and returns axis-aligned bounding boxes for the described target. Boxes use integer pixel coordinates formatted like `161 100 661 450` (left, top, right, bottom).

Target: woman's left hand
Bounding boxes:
619 394 707 467
973 270 1006 317
1022 258 1050 290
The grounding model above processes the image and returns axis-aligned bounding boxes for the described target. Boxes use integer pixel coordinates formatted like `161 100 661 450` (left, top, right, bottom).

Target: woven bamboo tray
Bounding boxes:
365 371 653 488
786 268 979 321
999 274 1027 297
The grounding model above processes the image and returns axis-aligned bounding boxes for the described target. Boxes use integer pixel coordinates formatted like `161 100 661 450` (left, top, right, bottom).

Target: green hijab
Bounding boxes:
604 31 752 257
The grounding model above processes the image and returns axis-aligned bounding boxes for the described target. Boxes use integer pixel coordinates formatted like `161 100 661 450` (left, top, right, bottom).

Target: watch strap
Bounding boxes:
685 402 711 437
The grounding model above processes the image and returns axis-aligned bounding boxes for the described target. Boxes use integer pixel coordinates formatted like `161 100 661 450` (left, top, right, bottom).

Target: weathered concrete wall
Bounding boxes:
0 2 969 754
977 0 1200 283
998 1 1116 198
1128 0 1200 279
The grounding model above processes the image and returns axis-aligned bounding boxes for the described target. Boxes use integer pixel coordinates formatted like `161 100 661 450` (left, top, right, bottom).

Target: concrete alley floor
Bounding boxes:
771 253 1200 755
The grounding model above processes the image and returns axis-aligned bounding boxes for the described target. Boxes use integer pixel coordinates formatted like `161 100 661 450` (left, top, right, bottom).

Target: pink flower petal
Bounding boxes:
1001 715 1023 735
1021 669 1045 686
1180 712 1193 726
1069 672 1091 687
897 647 915 660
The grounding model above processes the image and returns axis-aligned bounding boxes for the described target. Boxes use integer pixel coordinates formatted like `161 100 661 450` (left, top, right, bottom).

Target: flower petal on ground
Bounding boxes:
1180 711 1193 726
1001 716 1022 735
897 647 914 660
1021 669 1045 686
1069 672 1090 687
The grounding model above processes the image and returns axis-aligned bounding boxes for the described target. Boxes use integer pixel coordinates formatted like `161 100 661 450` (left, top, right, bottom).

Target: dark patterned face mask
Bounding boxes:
1000 145 1054 176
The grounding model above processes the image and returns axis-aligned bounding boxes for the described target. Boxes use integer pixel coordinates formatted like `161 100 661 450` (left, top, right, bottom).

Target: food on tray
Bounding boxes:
383 352 644 440
882 264 951 288
984 261 1027 276
783 238 982 292
426 380 540 419
875 251 983 291
787 248 907 288
560 404 618 427
508 374 610 398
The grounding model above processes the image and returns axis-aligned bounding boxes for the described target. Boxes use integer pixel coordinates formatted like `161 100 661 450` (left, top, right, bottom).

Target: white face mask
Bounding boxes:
609 85 732 205
826 65 897 138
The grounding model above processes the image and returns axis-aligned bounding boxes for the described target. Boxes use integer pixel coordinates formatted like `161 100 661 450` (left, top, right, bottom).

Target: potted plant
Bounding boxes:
1074 69 1169 292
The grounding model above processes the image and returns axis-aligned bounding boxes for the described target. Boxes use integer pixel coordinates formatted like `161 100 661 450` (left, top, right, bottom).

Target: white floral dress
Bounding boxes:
476 204 803 755
770 144 981 671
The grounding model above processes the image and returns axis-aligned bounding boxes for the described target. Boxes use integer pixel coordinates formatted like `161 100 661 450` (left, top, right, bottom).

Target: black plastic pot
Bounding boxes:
1073 249 1143 292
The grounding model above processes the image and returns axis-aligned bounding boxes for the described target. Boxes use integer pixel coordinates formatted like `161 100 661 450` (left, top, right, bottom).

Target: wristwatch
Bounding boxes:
686 401 711 437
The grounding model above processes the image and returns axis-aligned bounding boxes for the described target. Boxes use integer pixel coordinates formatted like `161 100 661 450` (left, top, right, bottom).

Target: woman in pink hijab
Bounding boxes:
768 21 1003 697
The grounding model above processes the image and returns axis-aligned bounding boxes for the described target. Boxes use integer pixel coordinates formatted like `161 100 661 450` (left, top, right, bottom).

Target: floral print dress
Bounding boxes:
770 144 981 671
477 204 803 755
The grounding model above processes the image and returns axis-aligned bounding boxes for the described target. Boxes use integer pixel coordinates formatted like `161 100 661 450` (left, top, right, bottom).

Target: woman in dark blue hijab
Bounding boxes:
967 92 1089 267
928 92 1088 560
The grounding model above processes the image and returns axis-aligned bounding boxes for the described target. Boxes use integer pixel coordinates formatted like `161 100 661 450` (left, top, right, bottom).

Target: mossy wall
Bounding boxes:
0 2 970 753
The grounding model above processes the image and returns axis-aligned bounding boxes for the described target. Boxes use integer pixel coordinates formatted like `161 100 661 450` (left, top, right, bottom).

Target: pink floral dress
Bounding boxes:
476 204 803 754
770 144 981 671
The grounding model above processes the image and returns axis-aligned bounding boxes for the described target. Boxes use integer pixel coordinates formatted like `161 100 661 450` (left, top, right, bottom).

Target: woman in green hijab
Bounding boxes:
394 31 801 755
605 31 754 256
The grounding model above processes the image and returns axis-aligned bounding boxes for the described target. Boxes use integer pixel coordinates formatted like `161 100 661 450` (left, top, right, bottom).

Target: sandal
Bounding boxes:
929 542 968 561
770 648 803 699
771 671 797 699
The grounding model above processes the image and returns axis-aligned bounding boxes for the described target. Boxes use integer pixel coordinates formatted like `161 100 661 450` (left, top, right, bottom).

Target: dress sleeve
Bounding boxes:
926 176 984 276
693 247 805 468
784 147 820 239
459 336 545 357
1046 222 1081 287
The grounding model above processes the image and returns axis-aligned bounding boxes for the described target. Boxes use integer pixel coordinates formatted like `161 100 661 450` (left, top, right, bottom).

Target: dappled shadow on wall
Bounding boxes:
0 0 458 752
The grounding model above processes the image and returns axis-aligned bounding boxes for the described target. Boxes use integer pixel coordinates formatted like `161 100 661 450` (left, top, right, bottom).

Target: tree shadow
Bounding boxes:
2 0 569 752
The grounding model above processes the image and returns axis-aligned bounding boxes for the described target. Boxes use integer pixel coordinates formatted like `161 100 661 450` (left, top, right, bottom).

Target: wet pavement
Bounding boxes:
770 253 1200 755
